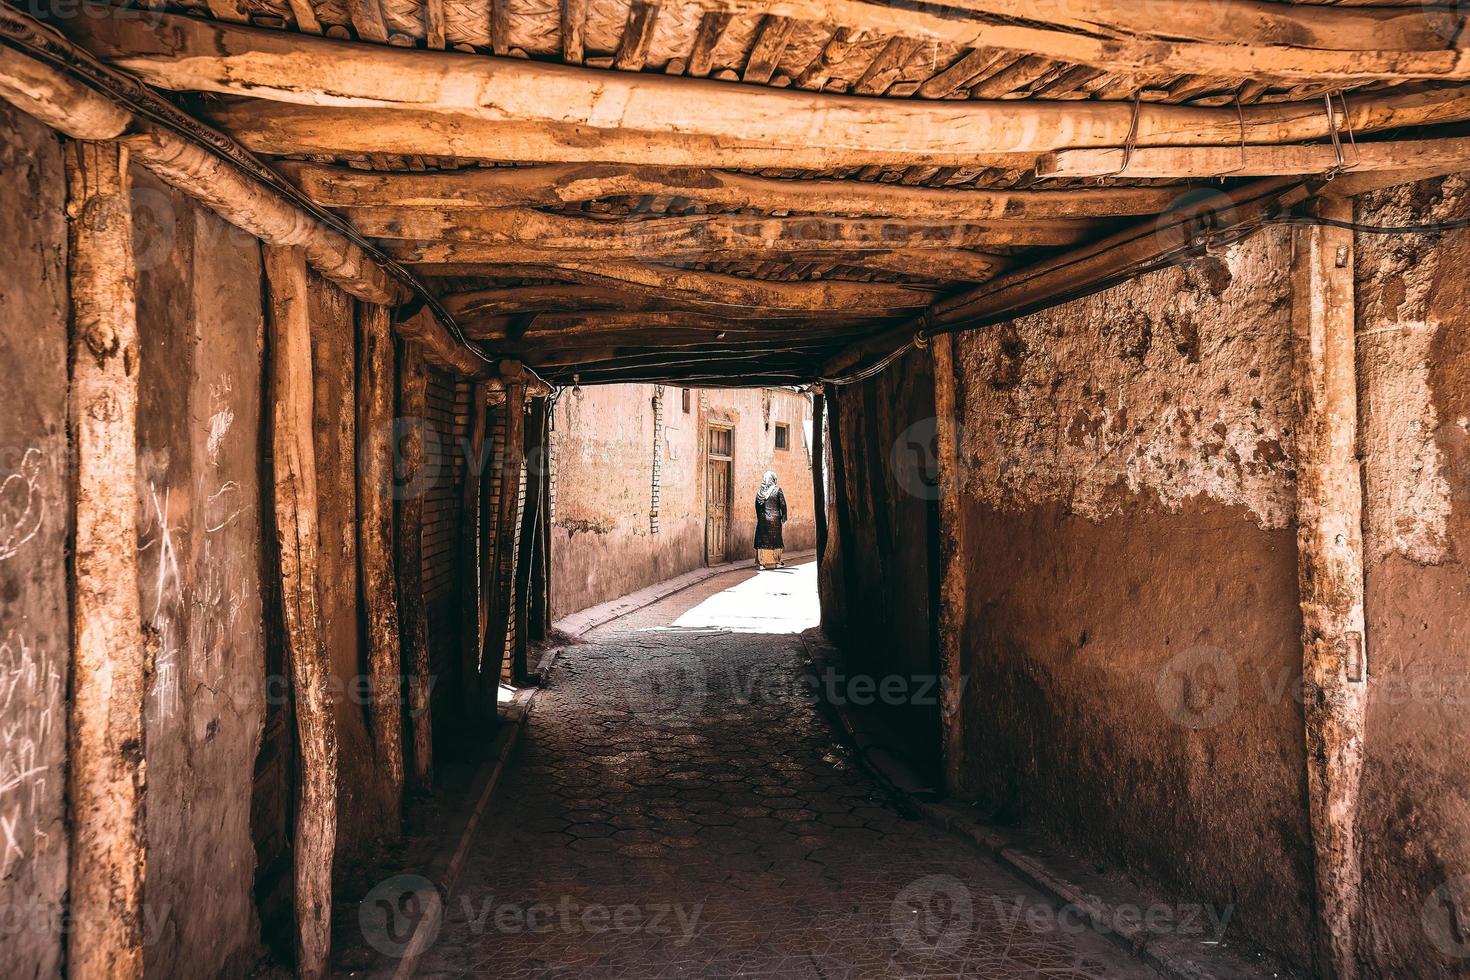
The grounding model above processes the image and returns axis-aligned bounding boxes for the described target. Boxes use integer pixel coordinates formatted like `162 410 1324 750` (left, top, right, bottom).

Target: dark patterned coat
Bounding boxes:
754 487 787 549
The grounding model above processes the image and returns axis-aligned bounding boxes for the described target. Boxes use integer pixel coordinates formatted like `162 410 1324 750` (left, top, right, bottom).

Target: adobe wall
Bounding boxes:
0 101 71 980
1353 176 1470 978
131 168 269 979
551 385 816 619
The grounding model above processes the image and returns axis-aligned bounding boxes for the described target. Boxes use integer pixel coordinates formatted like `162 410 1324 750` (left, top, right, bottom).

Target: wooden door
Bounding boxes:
706 426 733 564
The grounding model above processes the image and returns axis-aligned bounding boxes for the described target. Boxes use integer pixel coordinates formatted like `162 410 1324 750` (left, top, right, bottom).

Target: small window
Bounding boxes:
774 423 790 451
682 388 691 413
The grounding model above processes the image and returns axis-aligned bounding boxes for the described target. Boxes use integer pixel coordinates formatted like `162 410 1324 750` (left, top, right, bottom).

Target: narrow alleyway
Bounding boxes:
418 561 1158 979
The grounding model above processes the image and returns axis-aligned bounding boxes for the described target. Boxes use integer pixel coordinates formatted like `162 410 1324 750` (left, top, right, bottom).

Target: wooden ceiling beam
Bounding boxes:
65 12 1470 164
437 282 919 318
1039 137 1470 179
278 161 1183 219
696 0 1470 81
391 243 1003 281
346 206 1100 248
428 260 938 312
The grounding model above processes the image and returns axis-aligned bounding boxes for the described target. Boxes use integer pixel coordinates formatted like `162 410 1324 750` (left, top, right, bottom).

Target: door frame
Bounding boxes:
704 421 734 565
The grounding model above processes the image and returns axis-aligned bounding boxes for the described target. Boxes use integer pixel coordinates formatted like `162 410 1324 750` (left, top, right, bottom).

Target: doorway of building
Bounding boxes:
705 424 733 564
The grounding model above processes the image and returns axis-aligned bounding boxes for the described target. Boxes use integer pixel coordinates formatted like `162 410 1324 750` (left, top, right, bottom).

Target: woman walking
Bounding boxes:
754 470 787 569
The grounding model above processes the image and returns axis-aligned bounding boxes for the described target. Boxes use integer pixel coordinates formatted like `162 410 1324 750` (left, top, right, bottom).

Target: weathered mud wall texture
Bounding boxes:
953 230 1314 966
551 384 703 617
1354 176 1470 979
0 102 71 980
550 385 816 618
821 351 942 775
129 168 269 979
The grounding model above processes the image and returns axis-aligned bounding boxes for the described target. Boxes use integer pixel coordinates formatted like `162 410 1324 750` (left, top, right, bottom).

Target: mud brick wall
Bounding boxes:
1353 176 1470 978
0 100 71 980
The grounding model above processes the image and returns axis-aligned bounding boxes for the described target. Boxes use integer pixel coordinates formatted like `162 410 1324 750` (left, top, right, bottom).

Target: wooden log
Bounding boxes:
687 11 734 78
1039 137 1470 179
534 404 553 640
483 369 527 702
425 261 937 312
469 310 878 339
440 284 832 319
65 140 145 980
929 331 969 799
613 1 660 72
0 43 130 139
1290 196 1367 980
277 159 1183 219
459 382 489 717
121 128 405 305
395 305 496 378
73 12 1470 158
263 245 337 980
396 341 434 787
400 246 1001 283
355 303 405 815
560 0 586 63
346 206 1101 249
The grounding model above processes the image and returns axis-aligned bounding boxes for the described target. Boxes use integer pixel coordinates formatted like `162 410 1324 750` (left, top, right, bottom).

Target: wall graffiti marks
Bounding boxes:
0 630 63 876
0 447 45 561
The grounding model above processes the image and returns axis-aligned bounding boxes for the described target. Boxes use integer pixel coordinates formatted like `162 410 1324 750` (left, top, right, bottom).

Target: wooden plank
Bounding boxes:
263 245 337 980
687 11 734 78
918 47 1005 99
460 383 489 716
512 396 548 682
423 0 446 49
930 331 968 799
743 15 796 85
64 139 145 980
279 160 1181 219
76 14 1470 160
490 0 510 55
1041 137 1470 179
1290 195 1367 980
613 1 661 72
560 0 586 64
344 0 390 42
483 369 527 703
397 342 434 788
346 206 1100 249
356 302 405 816
851 36 920 96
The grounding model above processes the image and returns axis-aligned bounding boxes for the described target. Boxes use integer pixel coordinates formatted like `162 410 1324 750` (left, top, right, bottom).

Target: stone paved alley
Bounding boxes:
416 561 1159 979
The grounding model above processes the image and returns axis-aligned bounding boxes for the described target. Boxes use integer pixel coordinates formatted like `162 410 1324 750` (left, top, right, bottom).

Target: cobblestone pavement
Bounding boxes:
416 561 1160 979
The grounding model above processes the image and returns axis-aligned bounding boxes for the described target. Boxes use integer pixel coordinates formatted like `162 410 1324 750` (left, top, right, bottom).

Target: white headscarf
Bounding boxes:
758 470 779 502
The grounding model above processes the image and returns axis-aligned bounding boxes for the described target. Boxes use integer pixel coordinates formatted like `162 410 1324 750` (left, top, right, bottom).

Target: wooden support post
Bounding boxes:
263 245 337 980
1291 197 1367 980
356 302 405 815
536 406 554 640
396 341 434 788
484 368 527 701
810 386 828 564
930 332 968 799
460 382 489 718
65 140 145 980
513 396 549 683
